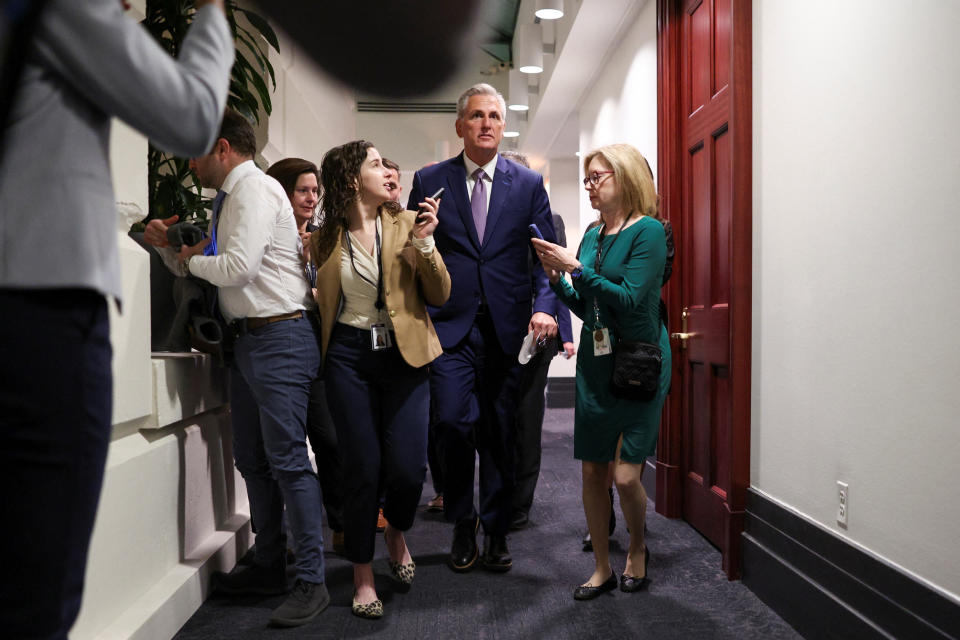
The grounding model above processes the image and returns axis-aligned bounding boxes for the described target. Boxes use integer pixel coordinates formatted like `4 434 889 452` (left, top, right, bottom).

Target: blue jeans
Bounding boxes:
231 315 324 583
0 289 112 640
323 324 429 564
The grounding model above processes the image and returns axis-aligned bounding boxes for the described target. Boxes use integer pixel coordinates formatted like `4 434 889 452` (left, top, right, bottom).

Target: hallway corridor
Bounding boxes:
174 408 799 639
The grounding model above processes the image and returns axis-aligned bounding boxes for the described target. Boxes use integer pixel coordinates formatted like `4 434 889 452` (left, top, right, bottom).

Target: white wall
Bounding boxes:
539 0 658 375
262 32 357 167
753 0 960 600
356 112 462 205
577 0 658 232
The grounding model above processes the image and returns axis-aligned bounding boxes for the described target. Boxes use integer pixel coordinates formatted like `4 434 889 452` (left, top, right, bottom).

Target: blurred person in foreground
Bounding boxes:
0 0 232 636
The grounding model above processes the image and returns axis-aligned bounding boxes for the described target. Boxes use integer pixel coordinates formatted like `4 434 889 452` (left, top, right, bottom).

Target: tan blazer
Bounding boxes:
310 205 452 368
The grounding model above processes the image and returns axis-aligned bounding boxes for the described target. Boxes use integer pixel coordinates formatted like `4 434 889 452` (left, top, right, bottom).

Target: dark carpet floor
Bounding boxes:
174 408 800 639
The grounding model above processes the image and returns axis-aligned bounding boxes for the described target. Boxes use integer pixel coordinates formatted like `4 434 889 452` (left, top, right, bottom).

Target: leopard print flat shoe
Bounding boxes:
389 560 416 585
351 598 383 619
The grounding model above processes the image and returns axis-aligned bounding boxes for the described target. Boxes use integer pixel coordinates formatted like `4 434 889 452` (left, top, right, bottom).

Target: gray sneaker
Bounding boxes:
269 579 329 627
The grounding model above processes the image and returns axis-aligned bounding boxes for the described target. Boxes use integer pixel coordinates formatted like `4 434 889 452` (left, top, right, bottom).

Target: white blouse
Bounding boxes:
338 218 395 331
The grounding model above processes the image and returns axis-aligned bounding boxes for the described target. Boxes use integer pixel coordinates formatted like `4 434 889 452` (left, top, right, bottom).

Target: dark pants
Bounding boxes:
0 289 112 640
431 313 523 536
231 315 325 584
427 395 444 495
323 324 429 564
512 337 557 520
306 373 344 532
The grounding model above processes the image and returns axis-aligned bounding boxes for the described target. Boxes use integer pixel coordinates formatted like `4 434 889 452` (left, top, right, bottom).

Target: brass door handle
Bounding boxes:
671 332 695 348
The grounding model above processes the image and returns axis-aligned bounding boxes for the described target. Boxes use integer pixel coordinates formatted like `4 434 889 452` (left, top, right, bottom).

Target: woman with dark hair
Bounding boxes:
532 143 670 600
265 158 346 555
308 140 450 618
266 157 320 236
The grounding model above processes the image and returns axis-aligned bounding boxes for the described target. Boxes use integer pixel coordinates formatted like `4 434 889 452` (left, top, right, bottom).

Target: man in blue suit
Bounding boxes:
407 83 558 573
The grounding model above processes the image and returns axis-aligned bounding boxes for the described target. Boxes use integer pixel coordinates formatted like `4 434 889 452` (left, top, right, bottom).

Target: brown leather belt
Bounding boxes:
236 310 303 335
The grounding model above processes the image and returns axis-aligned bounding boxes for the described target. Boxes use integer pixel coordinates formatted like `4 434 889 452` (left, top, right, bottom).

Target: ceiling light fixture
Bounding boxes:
516 23 543 74
534 0 564 20
507 70 529 111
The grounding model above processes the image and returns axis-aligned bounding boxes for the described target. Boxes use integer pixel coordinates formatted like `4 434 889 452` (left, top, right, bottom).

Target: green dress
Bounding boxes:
552 216 671 463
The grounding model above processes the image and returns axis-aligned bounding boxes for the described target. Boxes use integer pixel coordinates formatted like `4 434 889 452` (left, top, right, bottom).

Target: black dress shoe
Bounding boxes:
449 515 479 572
573 572 617 600
481 534 512 572
620 545 651 592
581 531 593 552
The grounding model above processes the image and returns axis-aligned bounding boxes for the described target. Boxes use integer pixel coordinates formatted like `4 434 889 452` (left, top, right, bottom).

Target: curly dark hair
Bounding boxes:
320 140 374 224
265 157 319 199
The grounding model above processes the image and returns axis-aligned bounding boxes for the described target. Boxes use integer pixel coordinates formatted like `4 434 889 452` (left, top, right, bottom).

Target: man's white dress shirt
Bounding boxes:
187 160 312 323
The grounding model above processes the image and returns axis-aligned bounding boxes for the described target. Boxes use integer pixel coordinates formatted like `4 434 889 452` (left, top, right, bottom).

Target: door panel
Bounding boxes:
714 0 731 91
690 1 711 113
714 128 732 297
658 0 752 578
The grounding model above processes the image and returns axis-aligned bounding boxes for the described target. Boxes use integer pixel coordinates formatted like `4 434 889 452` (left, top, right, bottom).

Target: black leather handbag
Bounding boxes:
610 339 661 402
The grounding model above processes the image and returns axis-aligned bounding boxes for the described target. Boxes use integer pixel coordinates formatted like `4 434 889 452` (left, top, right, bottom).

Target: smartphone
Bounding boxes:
416 187 445 222
528 223 544 240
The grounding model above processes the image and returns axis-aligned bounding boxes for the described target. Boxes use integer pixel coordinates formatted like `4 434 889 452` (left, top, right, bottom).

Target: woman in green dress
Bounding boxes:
531 143 670 600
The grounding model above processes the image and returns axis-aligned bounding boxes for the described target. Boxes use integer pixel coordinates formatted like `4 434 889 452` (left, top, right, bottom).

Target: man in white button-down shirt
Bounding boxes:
146 111 328 627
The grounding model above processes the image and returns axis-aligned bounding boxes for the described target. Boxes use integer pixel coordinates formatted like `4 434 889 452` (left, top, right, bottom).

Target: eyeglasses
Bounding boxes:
582 171 614 187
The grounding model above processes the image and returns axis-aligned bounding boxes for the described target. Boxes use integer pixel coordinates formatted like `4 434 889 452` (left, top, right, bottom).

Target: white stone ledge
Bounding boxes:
149 352 229 429
88 518 252 640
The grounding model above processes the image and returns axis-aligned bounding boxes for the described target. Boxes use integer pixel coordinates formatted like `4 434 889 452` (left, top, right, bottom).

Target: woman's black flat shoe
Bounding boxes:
573 572 617 600
619 573 649 592
621 545 651 592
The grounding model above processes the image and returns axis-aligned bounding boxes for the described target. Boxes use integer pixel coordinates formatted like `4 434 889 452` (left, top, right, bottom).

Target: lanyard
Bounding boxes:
343 219 385 312
592 212 631 329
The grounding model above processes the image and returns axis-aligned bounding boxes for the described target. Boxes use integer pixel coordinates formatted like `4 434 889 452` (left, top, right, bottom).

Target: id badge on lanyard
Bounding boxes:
592 298 612 356
370 322 392 350
346 218 392 352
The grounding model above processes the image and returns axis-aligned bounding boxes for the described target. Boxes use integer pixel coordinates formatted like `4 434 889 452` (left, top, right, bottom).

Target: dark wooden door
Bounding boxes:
656 0 752 579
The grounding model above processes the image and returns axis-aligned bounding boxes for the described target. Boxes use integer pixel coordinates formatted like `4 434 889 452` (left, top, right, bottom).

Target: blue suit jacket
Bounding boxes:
408 153 558 354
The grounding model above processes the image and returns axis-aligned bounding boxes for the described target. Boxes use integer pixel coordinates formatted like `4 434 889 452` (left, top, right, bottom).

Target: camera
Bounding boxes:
166 222 205 251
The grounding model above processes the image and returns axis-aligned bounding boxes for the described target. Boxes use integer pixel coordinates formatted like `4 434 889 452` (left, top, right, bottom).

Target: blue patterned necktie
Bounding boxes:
471 167 488 243
203 190 227 256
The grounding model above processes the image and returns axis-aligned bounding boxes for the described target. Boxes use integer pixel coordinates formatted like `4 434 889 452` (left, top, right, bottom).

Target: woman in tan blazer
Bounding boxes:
309 140 450 619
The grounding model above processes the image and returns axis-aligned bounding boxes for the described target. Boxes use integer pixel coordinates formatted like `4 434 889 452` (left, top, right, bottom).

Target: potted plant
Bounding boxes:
135 0 279 232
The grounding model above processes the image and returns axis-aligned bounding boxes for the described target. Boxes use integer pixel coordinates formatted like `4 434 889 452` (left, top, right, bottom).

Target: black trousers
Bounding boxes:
306 374 344 532
512 337 557 519
0 289 112 639
323 324 430 563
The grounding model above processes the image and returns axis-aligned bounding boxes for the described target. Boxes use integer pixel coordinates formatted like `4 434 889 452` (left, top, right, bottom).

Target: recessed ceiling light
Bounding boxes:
504 131 521 138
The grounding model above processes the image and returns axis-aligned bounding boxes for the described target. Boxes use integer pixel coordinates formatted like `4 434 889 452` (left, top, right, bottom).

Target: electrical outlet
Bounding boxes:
837 481 849 527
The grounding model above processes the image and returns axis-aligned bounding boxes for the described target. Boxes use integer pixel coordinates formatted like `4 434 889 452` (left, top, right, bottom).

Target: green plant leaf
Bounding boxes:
237 8 279 53
236 51 272 115
143 0 276 225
